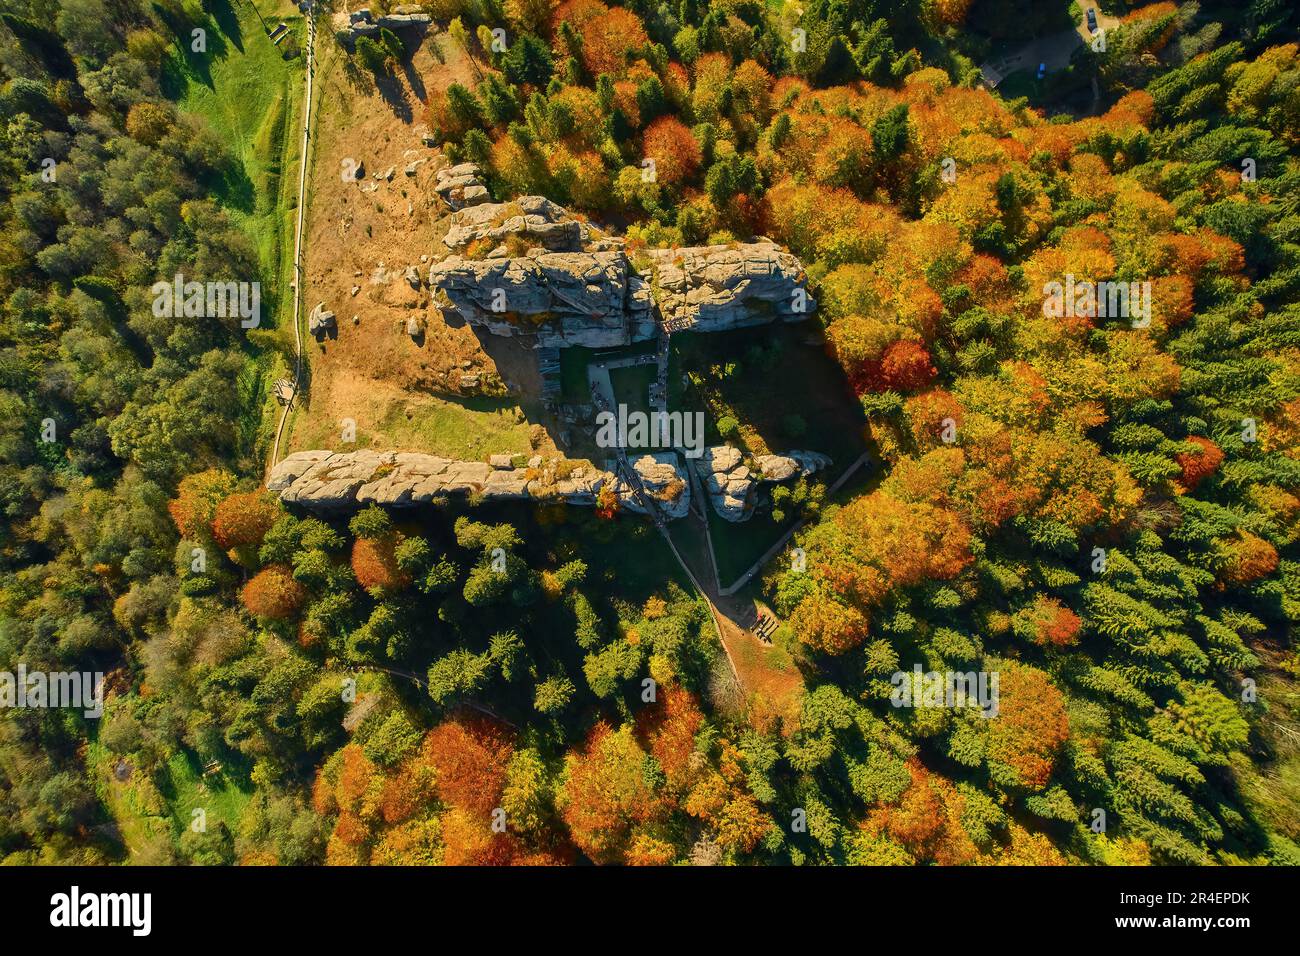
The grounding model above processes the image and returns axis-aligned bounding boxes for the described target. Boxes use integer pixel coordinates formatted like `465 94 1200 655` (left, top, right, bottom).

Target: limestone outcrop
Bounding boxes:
644 243 815 331
425 196 814 347
429 251 656 348
333 7 432 47
308 302 336 338
696 446 754 522
442 196 585 252
434 163 490 211
696 446 833 521
268 449 691 519
754 450 833 481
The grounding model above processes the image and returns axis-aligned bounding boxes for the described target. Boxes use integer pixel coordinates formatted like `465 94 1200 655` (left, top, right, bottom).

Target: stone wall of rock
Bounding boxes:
425 196 815 347
645 243 815 331
269 449 690 520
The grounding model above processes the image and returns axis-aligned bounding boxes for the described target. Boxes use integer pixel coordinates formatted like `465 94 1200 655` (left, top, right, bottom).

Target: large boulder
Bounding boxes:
754 454 799 482
429 250 644 347
645 242 816 332
695 445 753 521
789 449 833 476
425 195 813 346
442 196 584 252
307 303 336 337
434 162 490 210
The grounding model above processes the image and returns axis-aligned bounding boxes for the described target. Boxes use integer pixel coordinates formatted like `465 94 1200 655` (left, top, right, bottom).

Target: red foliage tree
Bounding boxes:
351 534 412 591
1018 595 1082 647
422 715 515 818
856 339 937 394
1177 436 1224 488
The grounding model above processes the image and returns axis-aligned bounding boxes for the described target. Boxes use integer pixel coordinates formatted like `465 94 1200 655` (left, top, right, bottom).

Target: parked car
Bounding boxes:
1087 8 1098 33
1036 62 1047 80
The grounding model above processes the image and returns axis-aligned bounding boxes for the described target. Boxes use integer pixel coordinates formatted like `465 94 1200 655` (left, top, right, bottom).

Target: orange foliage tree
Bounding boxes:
351 534 412 592
986 663 1070 789
1177 435 1224 488
168 468 237 539
560 722 666 863
864 759 977 865
212 491 280 552
576 3 646 76
240 565 307 620
1016 595 1082 647
423 714 515 818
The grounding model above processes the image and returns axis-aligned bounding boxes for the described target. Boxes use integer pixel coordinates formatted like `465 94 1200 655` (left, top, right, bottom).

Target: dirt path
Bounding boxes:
270 4 315 468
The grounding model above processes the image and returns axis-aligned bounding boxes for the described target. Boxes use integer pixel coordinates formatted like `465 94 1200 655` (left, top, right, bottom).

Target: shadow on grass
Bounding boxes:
210 0 245 53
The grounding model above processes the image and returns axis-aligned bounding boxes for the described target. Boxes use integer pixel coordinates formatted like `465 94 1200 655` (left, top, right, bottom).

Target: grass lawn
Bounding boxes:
996 68 1043 103
163 0 305 465
559 341 658 403
165 0 303 291
708 504 793 585
87 741 252 861
86 742 171 861
669 323 869 466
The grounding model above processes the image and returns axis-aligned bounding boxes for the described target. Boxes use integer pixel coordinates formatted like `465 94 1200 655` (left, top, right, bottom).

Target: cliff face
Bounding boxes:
426 194 816 346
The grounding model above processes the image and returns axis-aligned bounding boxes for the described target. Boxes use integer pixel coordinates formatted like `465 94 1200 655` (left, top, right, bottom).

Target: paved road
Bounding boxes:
980 0 1119 88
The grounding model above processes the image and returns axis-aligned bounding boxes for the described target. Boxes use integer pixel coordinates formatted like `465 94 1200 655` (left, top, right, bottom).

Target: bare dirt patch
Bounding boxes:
286 30 557 460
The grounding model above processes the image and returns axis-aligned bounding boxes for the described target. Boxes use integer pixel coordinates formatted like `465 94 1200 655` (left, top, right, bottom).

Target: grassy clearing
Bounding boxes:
86 742 170 861
162 0 304 465
609 363 656 416
157 750 253 838
286 394 542 460
87 737 253 861
669 323 869 465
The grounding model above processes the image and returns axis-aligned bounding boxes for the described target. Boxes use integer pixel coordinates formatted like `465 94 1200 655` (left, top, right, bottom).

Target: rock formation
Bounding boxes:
434 162 490 211
332 7 432 47
307 302 336 338
426 196 815 347
644 243 815 331
268 449 691 520
696 446 832 521
429 250 656 348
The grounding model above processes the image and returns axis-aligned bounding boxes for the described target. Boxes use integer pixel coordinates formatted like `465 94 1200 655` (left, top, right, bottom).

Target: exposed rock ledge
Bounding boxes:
428 196 815 348
696 446 832 521
268 449 690 520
